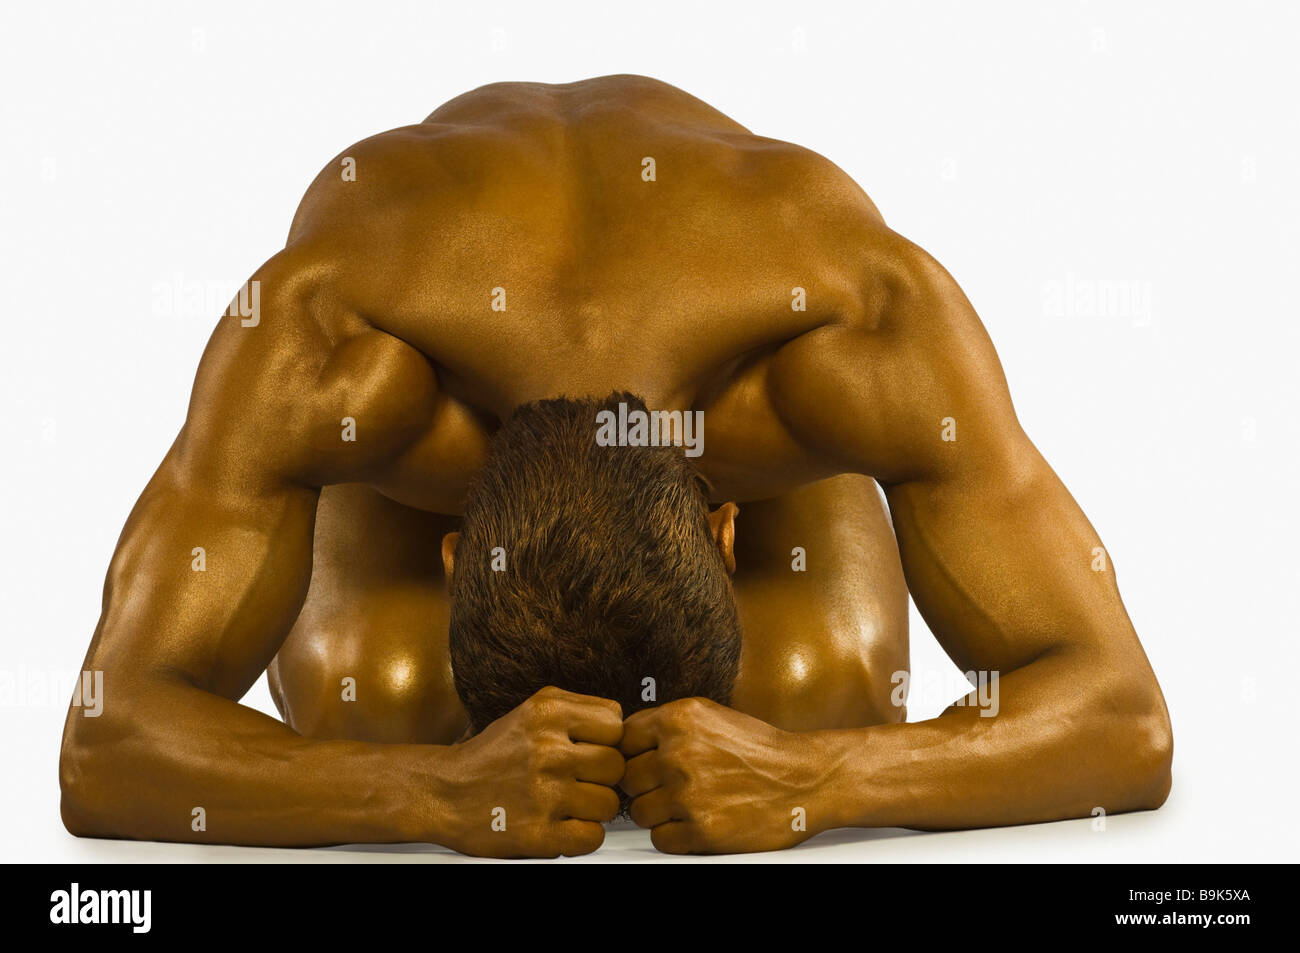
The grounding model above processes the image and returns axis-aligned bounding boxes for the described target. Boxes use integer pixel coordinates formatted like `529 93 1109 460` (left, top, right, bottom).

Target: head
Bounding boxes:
444 391 741 736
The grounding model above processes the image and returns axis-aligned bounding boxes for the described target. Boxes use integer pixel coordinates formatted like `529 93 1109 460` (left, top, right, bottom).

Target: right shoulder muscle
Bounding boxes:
176 245 439 494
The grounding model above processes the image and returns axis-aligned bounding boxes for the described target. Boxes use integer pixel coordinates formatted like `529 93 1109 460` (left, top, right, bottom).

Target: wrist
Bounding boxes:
390 742 463 845
805 726 878 834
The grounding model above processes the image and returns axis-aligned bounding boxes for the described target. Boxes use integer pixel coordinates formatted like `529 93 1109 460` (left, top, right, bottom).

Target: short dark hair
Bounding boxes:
448 392 742 733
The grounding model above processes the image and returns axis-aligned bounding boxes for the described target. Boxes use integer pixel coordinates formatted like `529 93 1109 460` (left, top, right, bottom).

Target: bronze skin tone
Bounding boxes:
58 74 1173 857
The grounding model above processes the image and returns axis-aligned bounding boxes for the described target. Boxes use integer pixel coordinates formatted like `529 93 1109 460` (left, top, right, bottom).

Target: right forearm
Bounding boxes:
60 679 453 847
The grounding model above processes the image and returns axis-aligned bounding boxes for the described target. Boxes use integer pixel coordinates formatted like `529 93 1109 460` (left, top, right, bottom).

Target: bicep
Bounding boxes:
85 250 437 699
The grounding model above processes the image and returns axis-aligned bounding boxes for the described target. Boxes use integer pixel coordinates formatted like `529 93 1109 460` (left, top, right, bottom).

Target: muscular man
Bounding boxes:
58 75 1172 857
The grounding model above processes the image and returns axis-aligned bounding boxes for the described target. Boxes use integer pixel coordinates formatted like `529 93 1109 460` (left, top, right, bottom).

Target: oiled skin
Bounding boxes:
266 476 908 745
59 75 1172 856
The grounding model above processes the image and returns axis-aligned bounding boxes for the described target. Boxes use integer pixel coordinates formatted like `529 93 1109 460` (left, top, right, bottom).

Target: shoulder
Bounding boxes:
767 228 1021 485
177 245 438 490
286 125 444 246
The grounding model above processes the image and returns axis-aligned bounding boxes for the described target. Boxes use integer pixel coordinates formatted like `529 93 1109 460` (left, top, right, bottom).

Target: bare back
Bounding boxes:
280 74 892 510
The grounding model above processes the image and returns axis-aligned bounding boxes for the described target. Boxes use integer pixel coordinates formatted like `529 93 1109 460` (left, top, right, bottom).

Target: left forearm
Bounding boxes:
809 649 1173 833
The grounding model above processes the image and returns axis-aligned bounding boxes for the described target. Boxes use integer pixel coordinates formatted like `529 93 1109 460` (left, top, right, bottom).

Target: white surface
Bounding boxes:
1 0 1296 863
41 814 1173 864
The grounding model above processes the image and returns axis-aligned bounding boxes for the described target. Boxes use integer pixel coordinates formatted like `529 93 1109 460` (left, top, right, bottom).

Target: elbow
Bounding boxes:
59 711 127 839
1123 703 1173 811
1098 676 1174 812
59 725 97 837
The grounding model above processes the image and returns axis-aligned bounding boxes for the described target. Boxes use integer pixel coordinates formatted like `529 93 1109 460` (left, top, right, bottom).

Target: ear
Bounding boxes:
707 502 739 575
441 531 460 582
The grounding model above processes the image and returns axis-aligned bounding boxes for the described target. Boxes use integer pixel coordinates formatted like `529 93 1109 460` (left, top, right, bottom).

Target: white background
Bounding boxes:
1 0 1295 863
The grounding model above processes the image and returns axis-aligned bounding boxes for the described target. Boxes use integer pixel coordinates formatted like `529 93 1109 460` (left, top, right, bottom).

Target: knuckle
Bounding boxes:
694 812 734 851
528 773 559 807
620 769 643 798
665 697 702 728
525 697 557 728
574 835 602 857
564 824 604 856
659 742 693 779
523 736 549 773
628 797 651 828
596 786 621 820
651 824 692 855
603 747 627 776
524 827 564 859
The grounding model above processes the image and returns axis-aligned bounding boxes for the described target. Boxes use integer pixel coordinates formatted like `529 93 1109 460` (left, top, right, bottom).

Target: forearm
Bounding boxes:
812 648 1173 833
59 677 450 847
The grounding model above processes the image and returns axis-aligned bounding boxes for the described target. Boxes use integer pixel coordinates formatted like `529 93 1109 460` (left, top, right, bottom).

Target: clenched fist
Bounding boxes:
436 686 625 857
620 696 831 854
